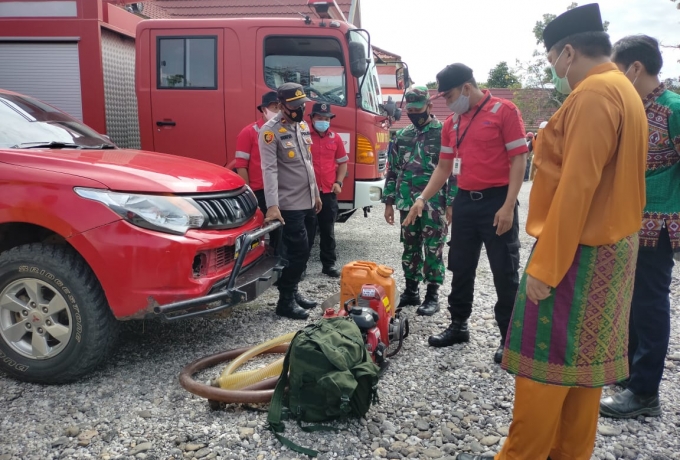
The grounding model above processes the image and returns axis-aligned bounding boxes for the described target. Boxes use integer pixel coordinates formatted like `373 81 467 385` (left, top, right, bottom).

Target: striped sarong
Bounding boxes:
502 234 639 387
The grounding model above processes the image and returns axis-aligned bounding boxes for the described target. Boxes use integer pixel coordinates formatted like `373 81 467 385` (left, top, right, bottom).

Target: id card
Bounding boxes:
453 158 462 175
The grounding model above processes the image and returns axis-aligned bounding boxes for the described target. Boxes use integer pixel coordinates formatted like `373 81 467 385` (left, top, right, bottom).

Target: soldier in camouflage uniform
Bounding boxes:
383 86 457 316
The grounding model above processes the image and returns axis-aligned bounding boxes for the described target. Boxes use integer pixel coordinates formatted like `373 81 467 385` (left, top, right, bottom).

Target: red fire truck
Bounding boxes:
0 0 394 221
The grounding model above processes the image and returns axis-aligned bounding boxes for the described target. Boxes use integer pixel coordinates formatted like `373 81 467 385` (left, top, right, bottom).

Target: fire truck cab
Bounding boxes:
136 1 389 220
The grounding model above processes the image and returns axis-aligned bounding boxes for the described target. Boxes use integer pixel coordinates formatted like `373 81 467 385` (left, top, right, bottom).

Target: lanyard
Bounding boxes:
455 94 492 151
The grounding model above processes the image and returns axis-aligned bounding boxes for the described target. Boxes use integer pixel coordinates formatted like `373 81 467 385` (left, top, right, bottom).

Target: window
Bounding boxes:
264 36 347 106
157 37 217 89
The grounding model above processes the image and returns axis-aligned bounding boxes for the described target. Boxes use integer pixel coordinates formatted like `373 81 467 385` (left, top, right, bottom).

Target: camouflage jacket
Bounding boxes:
383 118 457 211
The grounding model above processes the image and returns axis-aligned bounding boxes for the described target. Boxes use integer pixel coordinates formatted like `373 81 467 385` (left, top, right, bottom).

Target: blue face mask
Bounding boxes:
550 48 572 95
314 120 330 132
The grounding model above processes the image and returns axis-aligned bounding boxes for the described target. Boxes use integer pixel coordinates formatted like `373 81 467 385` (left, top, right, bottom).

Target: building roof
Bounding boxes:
390 88 557 131
373 45 400 62
136 0 353 21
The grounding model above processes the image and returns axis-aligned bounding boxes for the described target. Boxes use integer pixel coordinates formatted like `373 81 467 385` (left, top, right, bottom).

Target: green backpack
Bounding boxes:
267 316 381 457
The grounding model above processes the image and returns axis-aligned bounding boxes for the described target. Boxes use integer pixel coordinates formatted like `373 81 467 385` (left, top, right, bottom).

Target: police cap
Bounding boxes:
277 82 312 108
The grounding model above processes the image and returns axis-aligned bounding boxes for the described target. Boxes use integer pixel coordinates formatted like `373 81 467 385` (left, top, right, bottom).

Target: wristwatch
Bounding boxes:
334 181 343 188
415 195 426 202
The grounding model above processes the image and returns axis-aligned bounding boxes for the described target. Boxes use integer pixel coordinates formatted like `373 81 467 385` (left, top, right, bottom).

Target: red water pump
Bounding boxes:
323 284 408 368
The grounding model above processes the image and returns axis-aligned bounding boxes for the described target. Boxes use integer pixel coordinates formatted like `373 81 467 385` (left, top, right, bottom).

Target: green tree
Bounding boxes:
425 81 437 89
486 61 521 88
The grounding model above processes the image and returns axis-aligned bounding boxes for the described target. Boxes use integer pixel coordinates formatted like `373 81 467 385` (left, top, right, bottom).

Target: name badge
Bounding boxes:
453 158 462 176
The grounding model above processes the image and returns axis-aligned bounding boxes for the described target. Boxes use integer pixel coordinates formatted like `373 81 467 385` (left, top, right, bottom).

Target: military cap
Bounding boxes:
311 102 336 118
404 86 431 110
276 82 311 108
543 3 604 51
257 91 278 112
436 63 474 94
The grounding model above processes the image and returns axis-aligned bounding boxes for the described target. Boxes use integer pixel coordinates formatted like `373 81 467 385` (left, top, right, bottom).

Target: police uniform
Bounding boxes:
259 82 320 320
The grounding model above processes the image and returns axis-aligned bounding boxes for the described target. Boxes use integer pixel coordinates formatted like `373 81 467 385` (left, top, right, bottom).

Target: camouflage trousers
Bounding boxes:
399 208 448 285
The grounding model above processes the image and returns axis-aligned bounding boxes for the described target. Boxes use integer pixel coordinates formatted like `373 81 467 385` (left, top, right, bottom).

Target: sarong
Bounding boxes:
502 234 639 387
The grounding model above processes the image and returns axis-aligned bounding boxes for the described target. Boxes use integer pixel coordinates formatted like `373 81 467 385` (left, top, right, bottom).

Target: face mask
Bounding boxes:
314 120 330 132
284 105 305 122
263 108 277 121
447 88 470 114
551 48 572 95
407 111 430 129
625 65 639 86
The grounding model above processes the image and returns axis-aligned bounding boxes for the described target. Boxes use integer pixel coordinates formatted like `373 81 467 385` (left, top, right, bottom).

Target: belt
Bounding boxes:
458 185 508 201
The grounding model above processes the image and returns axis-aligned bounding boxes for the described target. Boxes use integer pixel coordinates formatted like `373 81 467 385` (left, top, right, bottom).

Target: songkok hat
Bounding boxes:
543 3 604 51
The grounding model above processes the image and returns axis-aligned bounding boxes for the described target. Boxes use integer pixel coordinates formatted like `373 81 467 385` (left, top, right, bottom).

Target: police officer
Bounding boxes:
259 83 323 320
308 102 348 278
383 86 456 316
235 91 281 250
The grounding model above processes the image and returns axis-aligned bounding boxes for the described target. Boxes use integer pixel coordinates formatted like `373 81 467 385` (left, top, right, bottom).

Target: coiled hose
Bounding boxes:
179 332 295 406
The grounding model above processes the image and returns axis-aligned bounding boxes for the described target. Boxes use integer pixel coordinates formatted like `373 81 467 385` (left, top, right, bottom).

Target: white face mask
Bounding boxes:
263 108 278 121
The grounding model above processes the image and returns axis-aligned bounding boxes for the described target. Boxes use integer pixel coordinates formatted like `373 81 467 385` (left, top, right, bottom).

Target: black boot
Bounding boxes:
276 292 309 320
417 284 440 316
397 279 420 309
322 266 341 278
294 292 317 310
494 342 504 364
600 389 661 418
428 318 470 347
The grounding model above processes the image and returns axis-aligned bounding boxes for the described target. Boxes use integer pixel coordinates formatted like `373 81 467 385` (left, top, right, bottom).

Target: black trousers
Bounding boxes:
447 186 520 343
254 189 281 253
628 227 675 396
310 192 338 269
277 208 316 295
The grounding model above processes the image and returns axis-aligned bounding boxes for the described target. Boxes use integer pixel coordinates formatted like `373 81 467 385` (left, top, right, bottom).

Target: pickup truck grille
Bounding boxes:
378 150 388 173
190 187 259 229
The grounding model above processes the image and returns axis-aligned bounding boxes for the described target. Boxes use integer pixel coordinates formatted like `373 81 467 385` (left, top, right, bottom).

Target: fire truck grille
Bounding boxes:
190 188 259 229
378 150 388 172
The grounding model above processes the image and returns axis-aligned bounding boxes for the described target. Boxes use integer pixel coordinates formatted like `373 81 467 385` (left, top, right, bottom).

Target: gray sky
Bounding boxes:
361 0 680 86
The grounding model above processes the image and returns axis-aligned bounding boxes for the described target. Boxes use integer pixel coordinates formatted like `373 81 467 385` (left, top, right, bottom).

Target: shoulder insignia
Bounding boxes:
263 131 275 144
288 151 295 158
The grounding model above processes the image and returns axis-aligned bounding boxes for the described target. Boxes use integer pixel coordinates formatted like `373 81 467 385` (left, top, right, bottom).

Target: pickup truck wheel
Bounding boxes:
0 244 118 384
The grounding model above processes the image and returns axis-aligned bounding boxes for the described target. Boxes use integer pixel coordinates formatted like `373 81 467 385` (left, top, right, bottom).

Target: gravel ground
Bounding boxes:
1 183 679 460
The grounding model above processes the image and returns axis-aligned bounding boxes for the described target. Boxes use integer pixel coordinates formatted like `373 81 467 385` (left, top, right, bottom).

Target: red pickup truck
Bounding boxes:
0 89 282 384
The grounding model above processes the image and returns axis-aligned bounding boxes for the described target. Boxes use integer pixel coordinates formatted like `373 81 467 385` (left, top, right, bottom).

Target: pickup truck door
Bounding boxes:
149 29 227 166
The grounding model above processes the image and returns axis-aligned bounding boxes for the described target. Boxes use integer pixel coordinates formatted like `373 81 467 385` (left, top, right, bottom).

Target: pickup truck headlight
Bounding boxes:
75 188 205 235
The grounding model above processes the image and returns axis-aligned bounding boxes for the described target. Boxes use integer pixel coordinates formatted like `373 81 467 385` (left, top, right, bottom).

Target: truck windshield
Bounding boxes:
347 30 383 115
264 36 347 106
0 93 116 149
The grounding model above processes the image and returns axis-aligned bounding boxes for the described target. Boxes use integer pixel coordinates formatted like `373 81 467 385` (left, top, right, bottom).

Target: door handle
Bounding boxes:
156 120 176 127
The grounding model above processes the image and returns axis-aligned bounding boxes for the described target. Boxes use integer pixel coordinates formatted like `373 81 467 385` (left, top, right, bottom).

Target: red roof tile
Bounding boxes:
389 88 557 132
138 0 352 19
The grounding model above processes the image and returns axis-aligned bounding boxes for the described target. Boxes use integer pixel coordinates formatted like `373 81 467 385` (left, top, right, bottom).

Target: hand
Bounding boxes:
402 199 425 227
493 204 514 236
445 206 452 225
384 204 394 225
332 183 342 195
526 275 551 304
265 205 285 225
314 197 323 214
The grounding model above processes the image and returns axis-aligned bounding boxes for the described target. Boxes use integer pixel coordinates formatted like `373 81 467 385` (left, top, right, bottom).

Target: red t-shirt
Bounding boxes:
440 90 528 191
234 119 266 191
310 129 349 193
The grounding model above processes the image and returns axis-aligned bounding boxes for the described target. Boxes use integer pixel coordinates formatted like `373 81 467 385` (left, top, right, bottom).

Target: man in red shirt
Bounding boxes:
308 102 348 277
403 63 528 364
235 91 281 250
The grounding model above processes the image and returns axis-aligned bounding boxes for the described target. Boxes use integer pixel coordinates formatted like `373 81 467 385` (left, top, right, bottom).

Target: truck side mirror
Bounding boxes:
393 108 402 122
383 96 397 117
348 41 368 78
